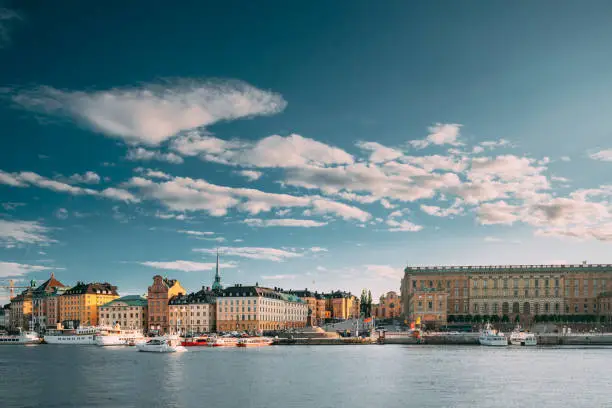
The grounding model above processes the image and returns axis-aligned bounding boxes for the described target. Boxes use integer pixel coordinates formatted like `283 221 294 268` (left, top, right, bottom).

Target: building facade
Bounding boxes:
32 273 66 332
216 285 308 332
372 291 402 319
98 295 148 331
401 263 612 325
287 289 326 326
325 291 360 320
0 304 9 329
169 288 217 334
59 282 119 327
9 287 34 330
147 275 186 334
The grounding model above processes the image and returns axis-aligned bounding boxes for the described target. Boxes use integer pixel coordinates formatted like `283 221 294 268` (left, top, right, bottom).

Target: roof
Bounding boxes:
405 263 612 275
287 289 324 300
169 289 216 305
220 285 284 300
325 290 355 299
63 282 119 296
100 295 147 308
33 273 66 296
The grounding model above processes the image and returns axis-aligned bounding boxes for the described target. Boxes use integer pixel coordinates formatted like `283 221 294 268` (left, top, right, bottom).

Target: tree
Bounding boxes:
367 290 373 317
360 289 367 316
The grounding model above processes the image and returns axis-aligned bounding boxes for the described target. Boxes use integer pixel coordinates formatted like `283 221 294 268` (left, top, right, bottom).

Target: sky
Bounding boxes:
1 1 612 304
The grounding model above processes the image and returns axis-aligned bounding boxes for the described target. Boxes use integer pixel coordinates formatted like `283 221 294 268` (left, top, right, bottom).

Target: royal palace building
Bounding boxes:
400 263 612 325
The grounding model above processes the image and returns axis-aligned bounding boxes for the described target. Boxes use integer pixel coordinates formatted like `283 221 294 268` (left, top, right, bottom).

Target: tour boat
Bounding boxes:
181 335 210 347
136 336 187 353
44 326 99 345
207 336 239 347
95 326 146 346
236 337 273 348
0 329 41 345
509 325 537 346
478 323 508 346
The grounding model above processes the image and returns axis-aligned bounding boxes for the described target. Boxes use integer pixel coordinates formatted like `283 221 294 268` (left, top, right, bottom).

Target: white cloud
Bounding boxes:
194 246 305 262
68 171 101 184
126 148 184 164
385 219 423 232
172 132 354 169
177 230 214 236
10 79 286 146
380 198 395 209
0 8 21 48
244 218 328 228
261 274 297 280
356 141 403 163
309 246 327 253
0 219 56 247
154 211 191 220
589 149 612 162
420 199 464 217
477 201 521 225
54 208 69 220
0 262 54 278
140 260 236 272
365 265 403 280
236 170 262 181
560 156 571 162
136 169 172 180
409 123 462 149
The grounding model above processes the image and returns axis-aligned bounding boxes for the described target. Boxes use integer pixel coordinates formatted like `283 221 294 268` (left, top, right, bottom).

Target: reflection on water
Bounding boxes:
1 345 610 408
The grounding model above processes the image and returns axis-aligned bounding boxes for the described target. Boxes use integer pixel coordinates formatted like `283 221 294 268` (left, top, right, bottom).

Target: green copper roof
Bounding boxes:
101 295 147 308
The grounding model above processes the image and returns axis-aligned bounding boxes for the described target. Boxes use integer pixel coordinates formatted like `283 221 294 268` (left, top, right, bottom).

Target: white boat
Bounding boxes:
136 336 187 353
509 325 537 346
207 336 239 347
478 323 508 346
44 326 99 345
236 337 273 348
0 329 41 345
95 326 145 346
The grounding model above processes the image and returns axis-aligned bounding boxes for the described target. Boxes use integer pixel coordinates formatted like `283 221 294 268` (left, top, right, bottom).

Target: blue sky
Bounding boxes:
1 1 612 303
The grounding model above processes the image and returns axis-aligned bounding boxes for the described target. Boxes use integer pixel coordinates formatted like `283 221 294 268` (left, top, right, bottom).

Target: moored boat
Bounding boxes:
236 337 273 347
0 329 41 345
44 326 99 345
181 335 210 347
136 336 186 353
207 336 239 347
478 323 508 346
95 325 145 346
509 325 537 346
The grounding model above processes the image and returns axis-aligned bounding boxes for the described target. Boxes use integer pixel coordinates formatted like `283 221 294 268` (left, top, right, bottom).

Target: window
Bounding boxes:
493 279 498 289
535 289 539 297
454 303 459 313
493 303 498 314
454 288 459 297
503 279 508 289
473 303 478 313
524 289 529 297
473 280 478 289
574 280 579 297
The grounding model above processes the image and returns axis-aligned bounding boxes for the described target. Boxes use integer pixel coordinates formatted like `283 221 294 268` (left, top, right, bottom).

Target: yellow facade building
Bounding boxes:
9 287 34 330
59 282 119 326
98 295 148 331
325 291 360 320
372 291 402 319
147 275 186 334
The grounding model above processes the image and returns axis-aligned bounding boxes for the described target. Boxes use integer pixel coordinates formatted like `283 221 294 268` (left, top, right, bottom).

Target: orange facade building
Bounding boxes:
373 291 402 319
147 275 186 334
59 282 119 326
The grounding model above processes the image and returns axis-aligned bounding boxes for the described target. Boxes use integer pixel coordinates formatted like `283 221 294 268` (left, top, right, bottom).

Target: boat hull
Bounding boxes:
510 338 537 346
479 337 508 346
136 344 187 353
44 335 96 345
0 335 41 345
95 335 146 346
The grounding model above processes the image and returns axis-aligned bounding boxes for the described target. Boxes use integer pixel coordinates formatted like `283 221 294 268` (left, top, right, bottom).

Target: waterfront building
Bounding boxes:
325 291 360 320
169 287 217 334
147 275 186 334
31 273 66 332
401 263 612 325
98 295 148 331
0 304 9 329
216 285 308 332
286 289 326 326
59 282 119 327
9 287 34 330
372 291 402 319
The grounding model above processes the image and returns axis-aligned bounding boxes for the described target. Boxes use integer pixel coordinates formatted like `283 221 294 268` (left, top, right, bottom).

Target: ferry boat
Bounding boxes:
509 325 537 346
181 335 210 347
94 326 145 346
478 323 508 346
0 329 41 345
207 336 239 347
136 336 187 353
236 337 273 348
44 326 99 345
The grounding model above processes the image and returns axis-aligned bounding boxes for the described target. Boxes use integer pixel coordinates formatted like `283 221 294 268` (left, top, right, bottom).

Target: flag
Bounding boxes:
364 317 372 323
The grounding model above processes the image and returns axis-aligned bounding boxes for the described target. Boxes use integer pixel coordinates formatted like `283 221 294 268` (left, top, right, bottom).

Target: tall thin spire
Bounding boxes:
212 247 222 291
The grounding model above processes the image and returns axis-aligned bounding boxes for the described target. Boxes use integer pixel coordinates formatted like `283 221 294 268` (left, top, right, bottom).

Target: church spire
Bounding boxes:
212 248 222 291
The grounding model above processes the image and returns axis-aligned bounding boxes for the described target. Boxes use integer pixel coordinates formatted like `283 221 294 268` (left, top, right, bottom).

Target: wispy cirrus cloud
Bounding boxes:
0 262 57 278
0 219 56 247
244 218 327 228
126 148 184 164
590 149 612 162
0 8 21 48
194 246 306 262
140 260 237 272
7 79 287 146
